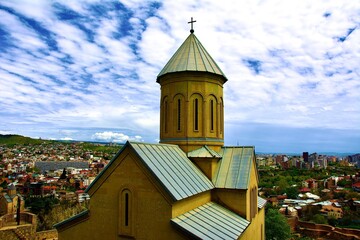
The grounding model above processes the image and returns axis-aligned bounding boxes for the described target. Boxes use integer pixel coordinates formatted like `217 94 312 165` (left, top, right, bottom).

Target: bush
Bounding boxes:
266 208 291 240
312 214 327 224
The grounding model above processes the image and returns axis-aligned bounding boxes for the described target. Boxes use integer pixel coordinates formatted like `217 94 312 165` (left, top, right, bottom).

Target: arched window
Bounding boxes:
194 98 199 131
173 94 185 133
161 96 169 134
177 99 181 131
220 98 224 134
164 99 168 133
191 94 203 132
210 99 214 131
119 189 133 236
124 192 129 226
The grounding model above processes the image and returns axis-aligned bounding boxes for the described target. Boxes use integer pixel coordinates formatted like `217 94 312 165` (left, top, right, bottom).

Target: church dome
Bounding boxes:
157 33 227 82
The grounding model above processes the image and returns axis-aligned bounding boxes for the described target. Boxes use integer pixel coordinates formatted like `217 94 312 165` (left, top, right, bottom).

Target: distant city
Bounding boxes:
0 134 360 239
257 152 360 169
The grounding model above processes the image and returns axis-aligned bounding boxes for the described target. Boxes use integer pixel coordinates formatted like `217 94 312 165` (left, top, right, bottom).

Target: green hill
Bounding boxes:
0 134 48 146
0 134 122 155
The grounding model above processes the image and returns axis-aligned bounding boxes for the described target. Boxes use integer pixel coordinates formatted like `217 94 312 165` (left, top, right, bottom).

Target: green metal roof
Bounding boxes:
171 202 249 239
213 146 255 189
130 142 214 201
4 194 12 203
157 33 227 81
187 145 222 158
258 197 267 209
86 141 214 201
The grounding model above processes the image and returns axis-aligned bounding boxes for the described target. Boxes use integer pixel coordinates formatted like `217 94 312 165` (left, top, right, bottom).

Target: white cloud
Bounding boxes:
60 137 73 141
91 131 143 143
0 0 359 152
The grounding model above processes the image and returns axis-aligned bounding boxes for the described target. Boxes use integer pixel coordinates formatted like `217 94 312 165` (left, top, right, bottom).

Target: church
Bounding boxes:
55 20 266 239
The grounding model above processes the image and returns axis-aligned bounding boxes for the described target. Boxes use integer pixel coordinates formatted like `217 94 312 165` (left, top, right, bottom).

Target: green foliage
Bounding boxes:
276 177 290 191
345 191 360 199
79 142 121 155
0 180 8 188
337 206 360 229
265 208 291 240
327 216 338 226
0 134 121 157
337 179 352 187
312 214 327 224
25 196 59 214
284 187 299 199
333 191 346 199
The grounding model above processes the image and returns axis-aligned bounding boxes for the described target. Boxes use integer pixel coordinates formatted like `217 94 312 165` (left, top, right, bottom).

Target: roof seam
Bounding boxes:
141 144 185 199
133 143 180 200
196 39 214 73
160 145 197 196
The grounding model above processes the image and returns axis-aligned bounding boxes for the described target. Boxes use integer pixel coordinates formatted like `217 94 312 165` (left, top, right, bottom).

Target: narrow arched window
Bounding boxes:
210 99 214 131
220 100 224 134
124 192 129 226
164 100 168 133
177 99 181 131
194 98 199 131
119 189 133 236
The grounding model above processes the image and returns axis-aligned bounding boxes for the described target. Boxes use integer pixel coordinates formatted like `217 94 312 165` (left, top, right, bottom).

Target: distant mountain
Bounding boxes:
0 134 123 149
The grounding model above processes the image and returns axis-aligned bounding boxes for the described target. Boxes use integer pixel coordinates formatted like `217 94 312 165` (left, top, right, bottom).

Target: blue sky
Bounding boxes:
0 0 359 153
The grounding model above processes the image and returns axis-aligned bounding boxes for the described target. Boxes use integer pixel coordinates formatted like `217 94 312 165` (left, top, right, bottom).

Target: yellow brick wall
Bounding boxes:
212 188 248 218
159 72 225 153
172 191 211 218
239 207 265 240
58 148 188 240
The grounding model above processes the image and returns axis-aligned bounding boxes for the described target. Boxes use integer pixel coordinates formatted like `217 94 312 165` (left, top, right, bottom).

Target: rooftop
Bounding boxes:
157 33 227 82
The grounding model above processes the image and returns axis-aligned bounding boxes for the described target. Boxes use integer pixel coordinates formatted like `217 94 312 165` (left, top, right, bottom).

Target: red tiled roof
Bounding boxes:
300 187 311 193
352 182 360 187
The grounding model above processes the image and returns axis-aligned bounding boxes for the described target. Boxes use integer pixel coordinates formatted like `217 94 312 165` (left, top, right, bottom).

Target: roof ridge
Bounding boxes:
128 141 178 147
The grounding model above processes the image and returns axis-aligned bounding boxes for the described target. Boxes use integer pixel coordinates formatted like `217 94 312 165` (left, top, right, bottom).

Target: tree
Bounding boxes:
312 214 327 224
60 168 67 179
266 208 291 240
284 187 299 199
0 180 7 188
337 179 351 187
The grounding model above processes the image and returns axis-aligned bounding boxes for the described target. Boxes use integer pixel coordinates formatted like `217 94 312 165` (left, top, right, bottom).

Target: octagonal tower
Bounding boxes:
157 30 227 153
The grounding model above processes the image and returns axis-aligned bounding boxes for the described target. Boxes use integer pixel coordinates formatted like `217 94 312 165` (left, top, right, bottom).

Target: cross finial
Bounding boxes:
188 17 196 33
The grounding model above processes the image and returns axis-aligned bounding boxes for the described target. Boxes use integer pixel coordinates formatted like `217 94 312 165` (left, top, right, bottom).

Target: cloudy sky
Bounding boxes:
0 0 359 153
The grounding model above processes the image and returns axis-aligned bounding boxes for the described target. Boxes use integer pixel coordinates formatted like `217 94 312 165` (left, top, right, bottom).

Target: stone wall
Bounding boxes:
0 213 15 228
0 212 37 228
36 229 58 240
0 225 36 240
296 219 360 240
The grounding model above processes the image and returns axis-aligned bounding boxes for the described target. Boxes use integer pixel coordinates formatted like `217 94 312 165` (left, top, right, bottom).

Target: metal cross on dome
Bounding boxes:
188 17 196 33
